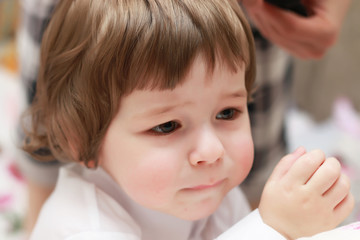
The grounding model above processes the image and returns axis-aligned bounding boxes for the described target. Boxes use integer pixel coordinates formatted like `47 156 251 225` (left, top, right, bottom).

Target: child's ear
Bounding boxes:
80 160 96 169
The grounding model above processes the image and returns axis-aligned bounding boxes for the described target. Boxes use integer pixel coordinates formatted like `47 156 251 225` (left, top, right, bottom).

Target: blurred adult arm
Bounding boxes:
241 0 351 59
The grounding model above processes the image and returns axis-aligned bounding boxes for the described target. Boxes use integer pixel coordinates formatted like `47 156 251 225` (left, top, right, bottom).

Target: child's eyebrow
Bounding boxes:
133 101 193 119
222 89 247 99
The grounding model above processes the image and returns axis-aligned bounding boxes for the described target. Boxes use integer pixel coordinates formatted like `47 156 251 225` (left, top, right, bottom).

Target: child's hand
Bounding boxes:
258 148 355 240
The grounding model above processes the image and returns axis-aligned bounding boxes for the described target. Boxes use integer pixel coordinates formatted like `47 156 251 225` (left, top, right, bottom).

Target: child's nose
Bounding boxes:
188 126 224 166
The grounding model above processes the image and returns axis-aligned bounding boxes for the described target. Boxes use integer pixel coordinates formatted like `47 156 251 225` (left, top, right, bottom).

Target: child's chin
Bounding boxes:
174 199 223 221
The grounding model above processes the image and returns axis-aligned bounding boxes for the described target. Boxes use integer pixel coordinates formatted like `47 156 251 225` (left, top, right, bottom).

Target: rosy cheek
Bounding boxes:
230 136 254 181
123 159 177 206
241 141 254 168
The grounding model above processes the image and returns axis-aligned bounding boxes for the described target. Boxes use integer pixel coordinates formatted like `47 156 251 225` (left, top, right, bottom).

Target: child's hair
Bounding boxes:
23 0 256 167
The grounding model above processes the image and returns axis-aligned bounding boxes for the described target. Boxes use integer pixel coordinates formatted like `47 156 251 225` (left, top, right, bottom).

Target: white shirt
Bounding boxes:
30 164 285 240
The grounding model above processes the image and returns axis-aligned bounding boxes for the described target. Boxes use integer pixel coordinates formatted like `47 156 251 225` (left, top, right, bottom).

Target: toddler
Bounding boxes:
23 0 355 239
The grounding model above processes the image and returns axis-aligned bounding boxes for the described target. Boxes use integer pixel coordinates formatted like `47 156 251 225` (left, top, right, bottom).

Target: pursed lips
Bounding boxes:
185 179 225 191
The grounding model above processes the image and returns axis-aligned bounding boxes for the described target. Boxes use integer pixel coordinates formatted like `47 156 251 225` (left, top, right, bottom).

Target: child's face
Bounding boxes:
99 55 254 220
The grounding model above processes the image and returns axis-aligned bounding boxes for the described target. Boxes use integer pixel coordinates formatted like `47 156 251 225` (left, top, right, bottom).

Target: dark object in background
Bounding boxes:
265 0 308 17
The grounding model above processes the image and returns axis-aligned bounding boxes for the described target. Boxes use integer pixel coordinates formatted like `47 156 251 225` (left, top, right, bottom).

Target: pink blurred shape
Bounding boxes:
0 194 13 211
333 97 360 139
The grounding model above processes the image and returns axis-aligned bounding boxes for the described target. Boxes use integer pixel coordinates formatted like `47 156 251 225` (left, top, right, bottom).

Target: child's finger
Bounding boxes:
323 173 351 207
334 193 355 223
283 149 325 185
268 146 306 181
306 157 341 194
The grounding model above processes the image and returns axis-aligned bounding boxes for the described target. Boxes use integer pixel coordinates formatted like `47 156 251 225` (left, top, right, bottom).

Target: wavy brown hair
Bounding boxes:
23 0 256 167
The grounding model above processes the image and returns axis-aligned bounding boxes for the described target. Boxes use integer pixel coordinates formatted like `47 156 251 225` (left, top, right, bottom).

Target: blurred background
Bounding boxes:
0 0 359 239
1 0 27 239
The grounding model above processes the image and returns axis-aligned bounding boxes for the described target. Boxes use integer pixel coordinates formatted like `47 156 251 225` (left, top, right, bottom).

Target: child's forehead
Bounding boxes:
121 55 247 107
180 54 245 84
124 53 246 92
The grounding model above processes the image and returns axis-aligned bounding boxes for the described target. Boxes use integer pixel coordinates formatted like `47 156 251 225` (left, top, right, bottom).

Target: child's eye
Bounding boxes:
216 108 240 120
150 121 180 135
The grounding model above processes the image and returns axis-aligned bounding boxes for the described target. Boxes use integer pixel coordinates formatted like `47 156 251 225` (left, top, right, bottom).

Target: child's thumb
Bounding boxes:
268 146 306 181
